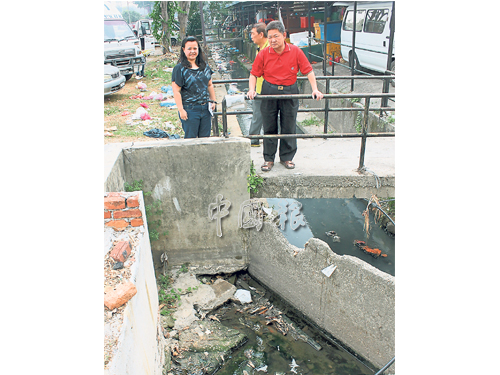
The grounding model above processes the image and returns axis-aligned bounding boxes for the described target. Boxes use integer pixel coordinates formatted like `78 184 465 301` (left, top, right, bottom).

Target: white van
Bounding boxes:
104 2 145 80
340 1 395 76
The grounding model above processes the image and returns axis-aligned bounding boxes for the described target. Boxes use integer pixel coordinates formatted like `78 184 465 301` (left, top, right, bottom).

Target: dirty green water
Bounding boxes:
213 274 375 375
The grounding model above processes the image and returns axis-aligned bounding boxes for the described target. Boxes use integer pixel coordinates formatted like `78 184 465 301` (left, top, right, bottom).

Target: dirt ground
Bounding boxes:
104 46 184 144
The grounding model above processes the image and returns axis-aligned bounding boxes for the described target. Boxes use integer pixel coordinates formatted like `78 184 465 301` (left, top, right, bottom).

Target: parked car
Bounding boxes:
104 64 126 95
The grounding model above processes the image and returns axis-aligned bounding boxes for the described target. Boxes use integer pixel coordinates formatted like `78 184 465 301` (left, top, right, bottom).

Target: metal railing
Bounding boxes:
211 76 394 172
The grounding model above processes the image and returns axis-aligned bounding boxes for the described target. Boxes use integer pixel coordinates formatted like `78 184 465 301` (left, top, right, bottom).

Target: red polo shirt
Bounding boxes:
250 42 313 86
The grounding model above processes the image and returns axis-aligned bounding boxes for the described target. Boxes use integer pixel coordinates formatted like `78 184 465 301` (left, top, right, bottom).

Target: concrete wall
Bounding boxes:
247 222 395 372
105 192 164 375
121 137 251 274
253 175 395 199
104 142 130 192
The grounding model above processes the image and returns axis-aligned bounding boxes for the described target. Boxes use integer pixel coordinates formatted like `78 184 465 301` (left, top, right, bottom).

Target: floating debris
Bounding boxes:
290 358 299 373
325 230 341 242
354 240 388 258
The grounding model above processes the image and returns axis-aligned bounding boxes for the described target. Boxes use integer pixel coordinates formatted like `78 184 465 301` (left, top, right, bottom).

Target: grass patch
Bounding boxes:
104 49 184 143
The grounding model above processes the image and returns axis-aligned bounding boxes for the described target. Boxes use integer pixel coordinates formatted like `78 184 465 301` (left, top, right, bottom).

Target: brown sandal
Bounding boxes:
280 160 295 169
261 161 274 172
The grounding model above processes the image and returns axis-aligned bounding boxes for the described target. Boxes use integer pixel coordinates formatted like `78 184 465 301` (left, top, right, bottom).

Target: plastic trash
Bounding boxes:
160 99 176 107
140 112 151 120
136 82 147 91
139 102 149 109
143 128 180 139
233 289 252 304
161 85 174 96
321 264 337 277
132 107 147 120
225 94 245 109
121 111 131 116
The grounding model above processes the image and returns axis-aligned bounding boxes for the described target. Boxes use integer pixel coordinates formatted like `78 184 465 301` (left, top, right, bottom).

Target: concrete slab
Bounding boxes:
250 137 395 178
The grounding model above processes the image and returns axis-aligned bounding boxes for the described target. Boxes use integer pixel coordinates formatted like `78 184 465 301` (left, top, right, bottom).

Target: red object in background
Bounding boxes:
300 16 314 28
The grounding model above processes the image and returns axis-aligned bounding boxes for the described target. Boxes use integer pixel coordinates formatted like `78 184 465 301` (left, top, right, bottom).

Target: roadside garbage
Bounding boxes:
161 85 174 96
139 102 149 109
227 83 242 95
143 128 180 139
160 99 176 107
136 82 147 91
153 93 166 100
354 240 387 258
233 289 252 304
143 91 157 100
140 112 151 120
120 111 130 116
129 93 144 99
225 94 245 109
132 107 147 120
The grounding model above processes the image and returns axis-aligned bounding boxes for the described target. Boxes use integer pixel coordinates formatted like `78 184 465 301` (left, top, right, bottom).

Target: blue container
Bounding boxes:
319 21 342 42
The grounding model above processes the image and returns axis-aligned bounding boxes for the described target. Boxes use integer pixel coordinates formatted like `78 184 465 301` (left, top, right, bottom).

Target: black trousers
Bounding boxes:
260 80 299 162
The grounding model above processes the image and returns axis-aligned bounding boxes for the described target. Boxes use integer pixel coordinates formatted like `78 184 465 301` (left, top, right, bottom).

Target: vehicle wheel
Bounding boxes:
171 38 177 46
124 74 133 81
390 60 395 87
349 52 360 73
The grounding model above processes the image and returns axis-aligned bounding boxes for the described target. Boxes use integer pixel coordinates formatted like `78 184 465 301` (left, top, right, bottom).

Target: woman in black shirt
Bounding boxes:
172 36 216 138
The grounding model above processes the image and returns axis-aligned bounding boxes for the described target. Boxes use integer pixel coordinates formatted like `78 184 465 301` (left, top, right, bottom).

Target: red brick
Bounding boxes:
107 192 123 197
127 195 140 208
104 282 137 310
104 196 125 210
105 220 129 230
113 209 142 219
110 241 132 262
130 218 144 227
104 211 111 219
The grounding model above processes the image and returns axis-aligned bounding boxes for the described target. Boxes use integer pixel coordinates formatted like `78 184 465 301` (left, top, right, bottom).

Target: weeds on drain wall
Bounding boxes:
124 179 168 242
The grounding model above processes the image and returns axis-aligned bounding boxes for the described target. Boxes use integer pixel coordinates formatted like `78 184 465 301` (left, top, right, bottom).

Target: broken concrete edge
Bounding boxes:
247 221 395 371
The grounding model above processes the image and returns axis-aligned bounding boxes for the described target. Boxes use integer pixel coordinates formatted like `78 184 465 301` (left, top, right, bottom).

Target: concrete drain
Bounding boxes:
161 271 375 375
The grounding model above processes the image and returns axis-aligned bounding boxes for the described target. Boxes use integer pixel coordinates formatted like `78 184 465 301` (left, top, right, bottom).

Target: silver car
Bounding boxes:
104 64 126 95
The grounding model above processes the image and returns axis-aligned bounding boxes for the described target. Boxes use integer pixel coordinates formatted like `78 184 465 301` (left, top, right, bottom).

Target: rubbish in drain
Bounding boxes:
325 230 341 242
354 240 388 258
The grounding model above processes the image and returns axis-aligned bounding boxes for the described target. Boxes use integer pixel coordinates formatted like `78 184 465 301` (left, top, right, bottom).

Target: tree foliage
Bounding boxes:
133 1 155 14
150 1 181 51
121 10 142 23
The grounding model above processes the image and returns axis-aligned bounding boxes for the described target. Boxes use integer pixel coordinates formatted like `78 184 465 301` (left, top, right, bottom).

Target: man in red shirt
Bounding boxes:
247 21 323 171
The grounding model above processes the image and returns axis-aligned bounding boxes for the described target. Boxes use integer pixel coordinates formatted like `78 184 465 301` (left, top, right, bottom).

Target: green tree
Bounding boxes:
134 1 155 14
150 1 181 53
121 10 142 23
186 1 202 37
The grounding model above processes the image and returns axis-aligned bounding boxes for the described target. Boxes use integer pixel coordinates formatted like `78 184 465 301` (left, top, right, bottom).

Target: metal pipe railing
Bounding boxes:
374 357 395 375
216 87 394 172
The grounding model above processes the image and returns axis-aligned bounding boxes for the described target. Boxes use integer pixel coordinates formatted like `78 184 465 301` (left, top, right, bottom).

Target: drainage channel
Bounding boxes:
169 271 376 375
166 42 393 374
